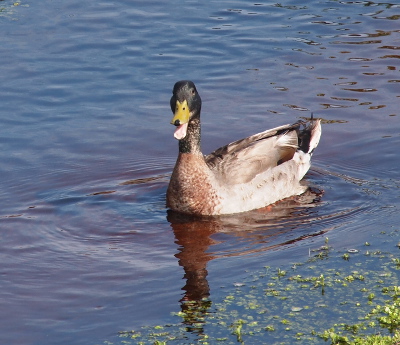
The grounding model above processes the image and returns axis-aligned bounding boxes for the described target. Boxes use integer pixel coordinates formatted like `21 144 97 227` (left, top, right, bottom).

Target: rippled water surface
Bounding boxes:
1 0 399 344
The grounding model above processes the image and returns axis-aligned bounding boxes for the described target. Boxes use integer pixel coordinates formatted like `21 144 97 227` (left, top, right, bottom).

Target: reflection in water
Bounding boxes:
167 188 324 332
168 211 216 332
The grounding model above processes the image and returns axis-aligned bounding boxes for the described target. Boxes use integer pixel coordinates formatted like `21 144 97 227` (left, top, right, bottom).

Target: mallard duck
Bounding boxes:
166 80 322 216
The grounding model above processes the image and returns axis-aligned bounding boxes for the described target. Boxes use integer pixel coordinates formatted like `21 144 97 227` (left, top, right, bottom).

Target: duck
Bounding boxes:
166 80 322 216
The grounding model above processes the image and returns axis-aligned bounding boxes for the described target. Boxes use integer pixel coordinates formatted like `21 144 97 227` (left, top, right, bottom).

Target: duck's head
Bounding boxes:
170 80 202 140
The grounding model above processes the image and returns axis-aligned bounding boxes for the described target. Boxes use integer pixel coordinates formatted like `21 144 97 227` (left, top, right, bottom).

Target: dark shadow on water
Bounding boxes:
166 187 325 333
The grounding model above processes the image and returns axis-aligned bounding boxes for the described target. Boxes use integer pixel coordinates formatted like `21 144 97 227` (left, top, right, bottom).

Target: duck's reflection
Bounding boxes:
167 211 217 331
167 188 323 332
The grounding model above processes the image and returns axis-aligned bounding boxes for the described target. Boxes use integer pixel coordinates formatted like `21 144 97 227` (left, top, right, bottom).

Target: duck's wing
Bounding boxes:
205 123 301 184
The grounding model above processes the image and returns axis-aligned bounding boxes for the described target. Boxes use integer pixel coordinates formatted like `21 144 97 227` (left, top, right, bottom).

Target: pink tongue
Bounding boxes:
174 123 188 140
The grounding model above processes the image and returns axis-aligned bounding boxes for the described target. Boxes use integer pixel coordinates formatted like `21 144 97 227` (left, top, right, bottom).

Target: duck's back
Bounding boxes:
167 119 321 215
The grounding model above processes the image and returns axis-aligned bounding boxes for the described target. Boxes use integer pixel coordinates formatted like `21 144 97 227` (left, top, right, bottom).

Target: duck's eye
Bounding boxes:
191 89 196 95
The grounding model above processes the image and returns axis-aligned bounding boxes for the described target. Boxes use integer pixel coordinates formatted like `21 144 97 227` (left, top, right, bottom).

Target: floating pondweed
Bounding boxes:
114 248 400 345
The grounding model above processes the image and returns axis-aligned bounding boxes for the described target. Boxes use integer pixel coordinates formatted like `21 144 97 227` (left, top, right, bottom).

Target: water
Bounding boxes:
0 0 399 344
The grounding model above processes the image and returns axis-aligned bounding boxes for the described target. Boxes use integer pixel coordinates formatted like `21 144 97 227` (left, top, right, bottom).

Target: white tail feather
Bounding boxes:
308 119 322 154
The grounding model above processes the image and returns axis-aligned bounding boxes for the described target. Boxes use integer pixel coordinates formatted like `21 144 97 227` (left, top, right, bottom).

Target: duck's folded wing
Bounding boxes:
205 123 300 184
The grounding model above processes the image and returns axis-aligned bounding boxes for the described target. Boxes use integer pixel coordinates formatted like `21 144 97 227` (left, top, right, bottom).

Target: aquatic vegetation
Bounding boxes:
115 247 400 345
277 268 287 277
231 319 245 343
320 287 400 344
0 0 28 18
342 253 350 261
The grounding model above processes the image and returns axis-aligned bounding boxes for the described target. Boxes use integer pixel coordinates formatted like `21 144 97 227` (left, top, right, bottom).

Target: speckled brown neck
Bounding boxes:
178 118 201 154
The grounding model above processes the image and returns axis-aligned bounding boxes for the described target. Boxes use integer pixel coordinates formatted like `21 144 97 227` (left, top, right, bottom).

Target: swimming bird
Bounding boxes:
166 80 322 216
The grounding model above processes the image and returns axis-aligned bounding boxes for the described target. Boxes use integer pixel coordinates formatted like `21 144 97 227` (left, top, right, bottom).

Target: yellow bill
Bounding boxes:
171 100 190 140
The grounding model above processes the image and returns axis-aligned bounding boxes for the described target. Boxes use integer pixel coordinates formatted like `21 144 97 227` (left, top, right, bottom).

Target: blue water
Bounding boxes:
0 0 399 344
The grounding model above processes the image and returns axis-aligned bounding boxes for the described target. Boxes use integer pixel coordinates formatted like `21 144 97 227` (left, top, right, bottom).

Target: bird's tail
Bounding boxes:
298 115 322 154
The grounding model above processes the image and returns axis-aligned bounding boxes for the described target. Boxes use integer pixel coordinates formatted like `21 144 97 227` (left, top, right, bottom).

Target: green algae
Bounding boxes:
0 0 28 18
115 243 400 345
